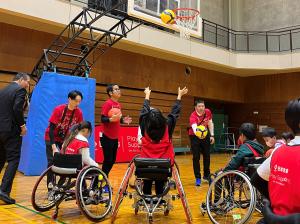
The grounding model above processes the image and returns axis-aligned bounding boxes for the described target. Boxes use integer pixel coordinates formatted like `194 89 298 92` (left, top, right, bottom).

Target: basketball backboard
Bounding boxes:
127 0 202 38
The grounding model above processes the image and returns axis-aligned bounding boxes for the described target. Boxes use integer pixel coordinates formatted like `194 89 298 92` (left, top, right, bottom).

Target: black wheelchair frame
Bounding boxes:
111 157 192 223
31 153 112 222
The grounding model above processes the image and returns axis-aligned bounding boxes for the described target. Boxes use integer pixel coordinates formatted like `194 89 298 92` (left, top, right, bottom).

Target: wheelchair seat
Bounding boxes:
111 158 192 223
51 153 82 175
134 158 172 180
243 156 265 177
263 199 300 224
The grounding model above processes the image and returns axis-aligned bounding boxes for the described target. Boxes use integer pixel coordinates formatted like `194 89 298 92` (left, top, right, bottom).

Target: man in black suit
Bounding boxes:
0 72 30 204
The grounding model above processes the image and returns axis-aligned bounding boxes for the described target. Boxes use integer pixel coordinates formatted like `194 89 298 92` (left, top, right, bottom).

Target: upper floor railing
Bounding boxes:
201 20 300 53
71 0 300 53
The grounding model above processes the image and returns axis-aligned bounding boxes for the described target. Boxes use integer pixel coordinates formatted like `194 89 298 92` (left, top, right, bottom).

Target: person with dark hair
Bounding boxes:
100 84 132 178
261 127 285 158
44 90 83 174
188 99 215 186
223 123 264 172
252 99 300 223
281 131 294 144
139 86 188 195
0 72 30 204
61 121 97 167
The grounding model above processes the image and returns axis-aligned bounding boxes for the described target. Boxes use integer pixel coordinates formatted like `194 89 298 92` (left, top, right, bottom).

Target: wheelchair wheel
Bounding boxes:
111 162 135 223
32 167 64 212
173 166 193 223
206 170 256 224
76 166 112 222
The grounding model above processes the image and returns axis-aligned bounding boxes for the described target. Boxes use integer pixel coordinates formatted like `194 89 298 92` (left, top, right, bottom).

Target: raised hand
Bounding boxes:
177 86 188 100
144 87 151 100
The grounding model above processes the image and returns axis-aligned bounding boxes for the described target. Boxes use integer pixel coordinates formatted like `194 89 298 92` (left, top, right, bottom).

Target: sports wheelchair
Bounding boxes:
111 158 192 223
201 156 265 224
31 153 112 222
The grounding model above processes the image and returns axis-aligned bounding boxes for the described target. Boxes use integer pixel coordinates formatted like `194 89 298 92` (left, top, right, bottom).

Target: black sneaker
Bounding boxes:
0 190 15 204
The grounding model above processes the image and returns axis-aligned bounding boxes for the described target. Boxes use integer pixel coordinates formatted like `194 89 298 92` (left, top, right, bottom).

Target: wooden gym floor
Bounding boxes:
0 153 261 224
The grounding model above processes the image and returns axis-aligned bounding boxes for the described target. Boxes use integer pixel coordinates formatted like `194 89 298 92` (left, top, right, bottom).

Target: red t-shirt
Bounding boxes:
140 126 174 165
45 104 83 143
188 108 212 135
269 145 300 215
101 98 122 139
65 137 89 155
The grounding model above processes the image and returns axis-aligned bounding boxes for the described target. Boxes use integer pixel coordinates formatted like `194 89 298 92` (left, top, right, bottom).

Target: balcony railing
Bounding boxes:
70 0 300 53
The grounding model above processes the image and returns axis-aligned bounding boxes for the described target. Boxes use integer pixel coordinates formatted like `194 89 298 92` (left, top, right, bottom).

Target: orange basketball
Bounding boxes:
108 108 122 119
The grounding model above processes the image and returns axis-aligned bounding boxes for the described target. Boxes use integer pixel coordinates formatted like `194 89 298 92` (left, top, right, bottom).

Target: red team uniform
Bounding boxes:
100 98 122 176
269 144 300 215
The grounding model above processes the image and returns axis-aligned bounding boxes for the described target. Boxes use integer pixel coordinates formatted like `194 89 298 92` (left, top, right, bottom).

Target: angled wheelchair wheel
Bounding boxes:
206 170 256 224
76 166 112 222
32 167 63 212
111 162 135 223
173 166 193 223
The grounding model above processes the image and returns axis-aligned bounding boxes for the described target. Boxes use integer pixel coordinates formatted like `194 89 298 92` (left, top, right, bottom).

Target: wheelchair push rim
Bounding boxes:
76 166 112 222
205 170 256 224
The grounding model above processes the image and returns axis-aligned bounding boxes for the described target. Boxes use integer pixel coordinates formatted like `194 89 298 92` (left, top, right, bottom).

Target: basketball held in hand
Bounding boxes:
108 108 122 122
195 125 208 139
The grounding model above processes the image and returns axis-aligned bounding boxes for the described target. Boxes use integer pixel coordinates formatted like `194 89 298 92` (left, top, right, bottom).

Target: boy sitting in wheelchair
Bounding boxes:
201 123 265 223
223 122 264 173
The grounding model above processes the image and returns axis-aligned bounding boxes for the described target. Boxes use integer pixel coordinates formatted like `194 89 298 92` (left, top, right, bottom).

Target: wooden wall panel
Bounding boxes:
0 23 55 73
91 48 245 103
225 102 290 142
228 73 300 140
245 73 300 103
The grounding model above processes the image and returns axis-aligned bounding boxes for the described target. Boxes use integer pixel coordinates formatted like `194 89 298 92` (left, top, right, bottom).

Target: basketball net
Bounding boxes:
173 8 200 40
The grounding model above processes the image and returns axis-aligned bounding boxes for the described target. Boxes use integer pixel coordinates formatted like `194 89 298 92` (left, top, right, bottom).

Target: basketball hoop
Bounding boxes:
173 8 200 39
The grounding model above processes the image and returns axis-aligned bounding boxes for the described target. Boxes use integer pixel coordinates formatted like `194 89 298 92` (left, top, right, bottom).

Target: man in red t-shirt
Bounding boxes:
44 90 83 171
188 100 215 186
100 84 132 177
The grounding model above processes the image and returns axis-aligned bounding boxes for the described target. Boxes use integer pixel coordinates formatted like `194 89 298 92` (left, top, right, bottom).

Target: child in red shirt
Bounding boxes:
139 86 188 195
61 121 97 167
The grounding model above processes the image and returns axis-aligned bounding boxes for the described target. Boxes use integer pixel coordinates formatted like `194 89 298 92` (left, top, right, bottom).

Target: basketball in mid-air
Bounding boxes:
160 9 175 24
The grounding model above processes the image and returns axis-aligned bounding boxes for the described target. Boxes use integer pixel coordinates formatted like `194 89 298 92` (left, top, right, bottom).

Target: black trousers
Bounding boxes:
189 135 211 179
143 180 165 196
0 127 22 194
45 141 62 187
45 141 62 168
100 134 118 177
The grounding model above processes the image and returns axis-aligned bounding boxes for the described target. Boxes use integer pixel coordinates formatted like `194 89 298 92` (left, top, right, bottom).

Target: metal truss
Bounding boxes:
31 0 143 81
